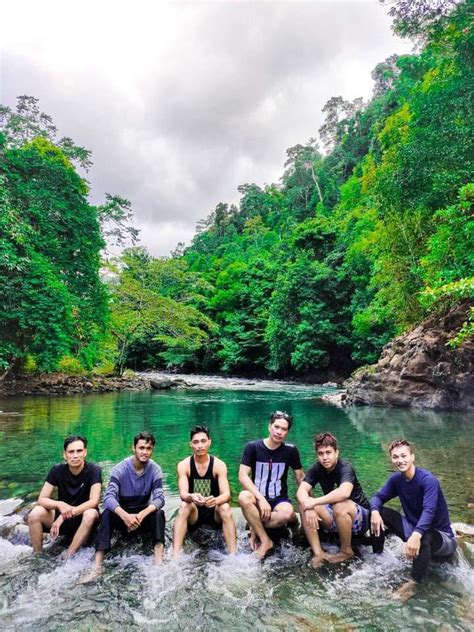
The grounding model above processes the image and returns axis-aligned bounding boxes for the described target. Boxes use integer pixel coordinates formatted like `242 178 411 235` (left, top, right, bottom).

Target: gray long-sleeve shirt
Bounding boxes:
103 457 165 513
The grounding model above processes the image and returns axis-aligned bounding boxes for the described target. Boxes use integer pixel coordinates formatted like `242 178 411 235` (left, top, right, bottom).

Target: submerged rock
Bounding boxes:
346 301 474 411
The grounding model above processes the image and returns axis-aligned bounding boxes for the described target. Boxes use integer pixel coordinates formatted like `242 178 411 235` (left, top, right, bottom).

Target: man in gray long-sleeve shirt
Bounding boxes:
83 431 165 580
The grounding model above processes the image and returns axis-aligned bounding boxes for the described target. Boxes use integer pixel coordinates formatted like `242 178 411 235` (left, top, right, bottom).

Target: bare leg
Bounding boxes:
249 528 259 551
299 504 333 568
326 500 357 563
264 502 295 529
172 502 198 559
215 503 237 554
239 491 273 559
154 542 164 565
28 506 54 553
78 549 104 584
67 509 99 555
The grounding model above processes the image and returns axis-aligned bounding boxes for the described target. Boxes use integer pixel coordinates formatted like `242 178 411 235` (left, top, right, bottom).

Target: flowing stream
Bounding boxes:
0 376 473 631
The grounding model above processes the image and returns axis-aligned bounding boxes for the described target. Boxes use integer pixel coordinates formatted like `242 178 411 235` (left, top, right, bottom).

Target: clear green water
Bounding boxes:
0 385 473 631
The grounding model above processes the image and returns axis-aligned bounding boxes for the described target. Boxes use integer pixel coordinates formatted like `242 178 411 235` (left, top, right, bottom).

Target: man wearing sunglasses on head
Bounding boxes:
239 411 304 559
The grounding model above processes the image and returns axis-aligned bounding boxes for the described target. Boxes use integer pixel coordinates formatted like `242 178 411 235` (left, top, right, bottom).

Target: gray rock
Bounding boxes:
346 301 474 411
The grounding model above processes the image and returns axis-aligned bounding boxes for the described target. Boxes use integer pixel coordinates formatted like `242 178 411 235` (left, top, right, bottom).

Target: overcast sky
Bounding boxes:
1 1 411 256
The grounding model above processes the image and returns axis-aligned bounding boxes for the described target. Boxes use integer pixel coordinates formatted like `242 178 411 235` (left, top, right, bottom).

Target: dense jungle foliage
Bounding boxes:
0 1 472 378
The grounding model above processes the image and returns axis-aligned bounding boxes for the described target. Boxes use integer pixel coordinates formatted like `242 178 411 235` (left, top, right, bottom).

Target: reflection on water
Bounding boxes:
0 385 473 630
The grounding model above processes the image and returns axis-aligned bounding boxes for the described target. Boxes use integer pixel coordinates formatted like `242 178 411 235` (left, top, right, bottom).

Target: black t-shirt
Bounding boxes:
241 440 302 501
303 459 369 508
46 462 102 506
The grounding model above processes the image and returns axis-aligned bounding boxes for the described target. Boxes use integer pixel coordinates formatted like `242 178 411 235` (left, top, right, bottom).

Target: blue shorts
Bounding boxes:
324 502 369 534
268 497 291 510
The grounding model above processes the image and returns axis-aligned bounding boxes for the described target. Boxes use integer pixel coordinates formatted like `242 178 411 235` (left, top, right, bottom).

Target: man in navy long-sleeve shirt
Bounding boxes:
84 431 165 580
370 439 456 601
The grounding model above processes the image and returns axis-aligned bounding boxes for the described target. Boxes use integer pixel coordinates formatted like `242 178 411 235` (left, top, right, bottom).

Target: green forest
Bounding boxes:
1 1 472 380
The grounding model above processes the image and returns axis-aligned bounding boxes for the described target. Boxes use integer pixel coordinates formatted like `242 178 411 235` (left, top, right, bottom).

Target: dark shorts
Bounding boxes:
324 502 369 534
268 497 292 510
189 506 220 532
46 510 83 539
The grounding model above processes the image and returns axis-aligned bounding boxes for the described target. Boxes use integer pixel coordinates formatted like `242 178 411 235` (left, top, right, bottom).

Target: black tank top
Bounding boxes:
189 456 220 497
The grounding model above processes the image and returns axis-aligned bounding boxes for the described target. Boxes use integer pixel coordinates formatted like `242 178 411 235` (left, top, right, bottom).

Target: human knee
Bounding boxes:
238 491 255 508
332 501 352 517
178 502 194 518
217 503 232 521
28 506 46 524
276 506 295 523
82 509 99 527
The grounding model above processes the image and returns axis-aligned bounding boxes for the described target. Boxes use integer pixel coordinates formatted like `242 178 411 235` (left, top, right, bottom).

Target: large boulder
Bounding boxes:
346 301 474 411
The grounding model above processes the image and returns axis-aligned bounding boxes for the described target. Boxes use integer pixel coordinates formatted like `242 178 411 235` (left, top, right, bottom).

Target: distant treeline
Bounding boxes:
0 0 472 379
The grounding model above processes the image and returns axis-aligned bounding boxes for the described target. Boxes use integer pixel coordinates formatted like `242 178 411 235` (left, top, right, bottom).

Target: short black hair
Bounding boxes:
315 432 338 451
269 410 293 430
190 425 210 440
133 431 156 447
64 435 87 451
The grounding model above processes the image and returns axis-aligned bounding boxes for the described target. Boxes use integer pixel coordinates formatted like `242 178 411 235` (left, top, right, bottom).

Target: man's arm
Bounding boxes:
177 459 206 506
205 458 231 508
239 463 272 521
37 481 75 519
293 468 305 486
135 463 166 526
68 482 101 517
302 482 354 509
297 481 320 530
405 477 440 560
370 476 398 537
103 467 141 530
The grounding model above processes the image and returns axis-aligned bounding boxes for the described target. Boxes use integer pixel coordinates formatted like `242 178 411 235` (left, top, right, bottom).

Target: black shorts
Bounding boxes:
189 506 220 532
45 511 85 542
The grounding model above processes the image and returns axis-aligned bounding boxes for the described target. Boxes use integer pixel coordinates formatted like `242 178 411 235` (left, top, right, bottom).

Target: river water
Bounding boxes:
0 377 473 631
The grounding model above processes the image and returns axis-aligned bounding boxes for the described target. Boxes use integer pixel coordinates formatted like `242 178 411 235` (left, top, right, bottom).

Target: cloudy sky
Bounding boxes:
1 1 411 256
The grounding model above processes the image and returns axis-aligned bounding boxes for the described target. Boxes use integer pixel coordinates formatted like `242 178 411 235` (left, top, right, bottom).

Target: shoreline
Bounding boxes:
0 371 342 399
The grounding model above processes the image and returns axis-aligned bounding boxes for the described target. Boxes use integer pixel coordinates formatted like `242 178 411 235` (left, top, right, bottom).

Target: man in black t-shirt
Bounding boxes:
28 435 102 556
297 432 369 567
239 411 304 559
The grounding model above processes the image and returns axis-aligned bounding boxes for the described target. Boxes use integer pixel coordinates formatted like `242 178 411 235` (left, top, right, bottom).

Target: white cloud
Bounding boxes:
0 0 411 255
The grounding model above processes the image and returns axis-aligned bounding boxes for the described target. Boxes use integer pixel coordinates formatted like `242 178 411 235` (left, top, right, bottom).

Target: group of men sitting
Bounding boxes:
28 411 457 600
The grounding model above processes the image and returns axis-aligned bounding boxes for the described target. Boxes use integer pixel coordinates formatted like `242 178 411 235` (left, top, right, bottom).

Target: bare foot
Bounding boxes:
249 530 259 551
78 566 102 585
393 579 417 602
308 554 326 569
254 538 274 560
325 550 354 564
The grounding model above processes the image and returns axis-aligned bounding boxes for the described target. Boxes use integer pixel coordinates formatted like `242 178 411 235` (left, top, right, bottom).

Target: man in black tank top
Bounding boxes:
172 425 237 557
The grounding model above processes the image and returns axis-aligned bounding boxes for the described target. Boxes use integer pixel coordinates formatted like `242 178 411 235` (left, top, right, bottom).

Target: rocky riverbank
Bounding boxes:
346 301 474 411
0 373 151 397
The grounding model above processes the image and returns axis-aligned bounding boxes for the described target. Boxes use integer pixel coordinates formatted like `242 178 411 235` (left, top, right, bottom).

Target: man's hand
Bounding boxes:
405 532 422 559
370 510 385 537
204 496 217 508
121 512 141 531
50 516 63 538
302 498 317 511
191 493 206 506
257 497 272 522
303 508 320 530
56 501 75 520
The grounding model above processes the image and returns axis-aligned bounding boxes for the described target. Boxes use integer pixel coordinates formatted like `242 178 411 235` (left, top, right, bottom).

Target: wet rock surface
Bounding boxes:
346 301 474 411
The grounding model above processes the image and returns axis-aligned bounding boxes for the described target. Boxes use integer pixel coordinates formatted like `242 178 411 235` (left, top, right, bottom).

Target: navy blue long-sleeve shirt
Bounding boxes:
370 467 454 537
